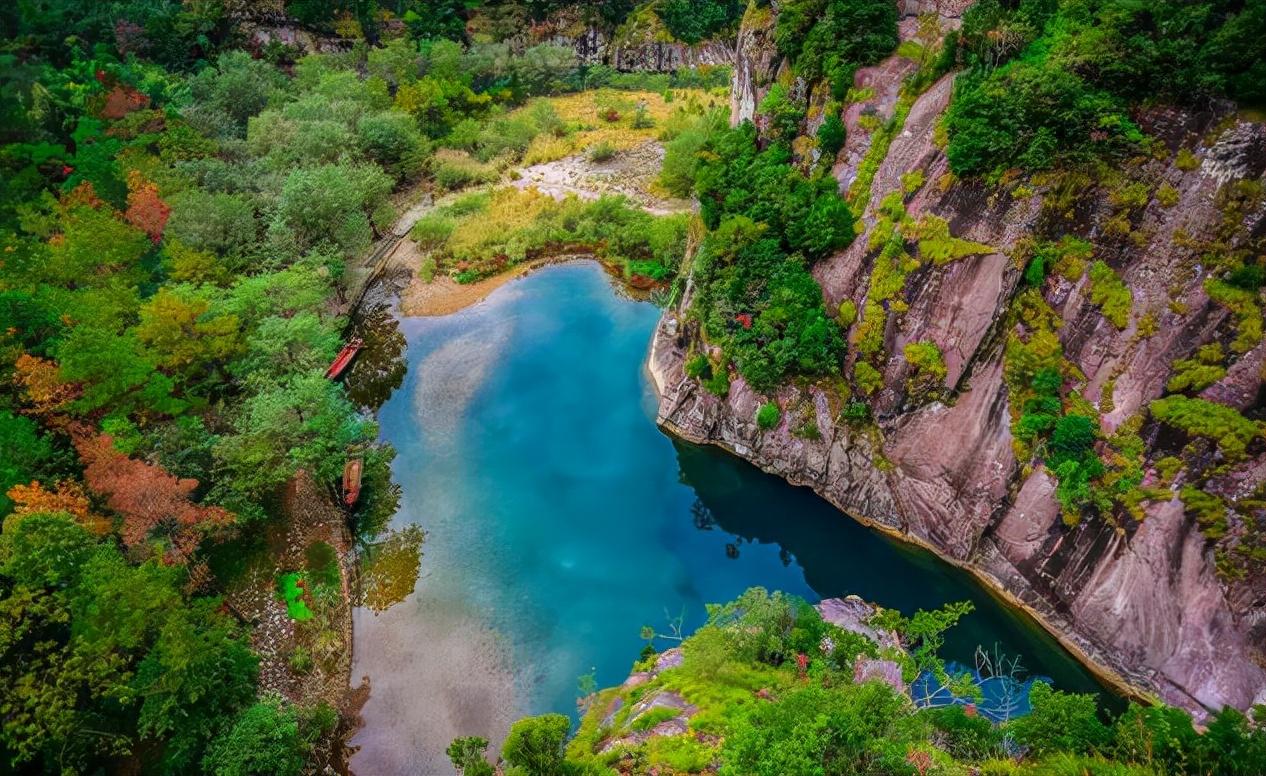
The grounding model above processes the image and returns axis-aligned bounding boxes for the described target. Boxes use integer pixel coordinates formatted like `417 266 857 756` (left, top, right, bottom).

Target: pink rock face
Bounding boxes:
652 3 1266 718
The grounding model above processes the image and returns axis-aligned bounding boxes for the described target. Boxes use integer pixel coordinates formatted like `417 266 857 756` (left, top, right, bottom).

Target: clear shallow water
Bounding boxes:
350 261 1112 775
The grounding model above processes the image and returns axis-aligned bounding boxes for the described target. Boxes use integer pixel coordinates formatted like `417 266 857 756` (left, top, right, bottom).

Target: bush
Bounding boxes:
202 696 325 776
501 714 569 774
586 140 617 163
1088 261 1132 329
816 113 846 158
902 340 948 395
659 108 725 197
756 402 781 430
685 354 712 379
1006 682 1112 758
1149 395 1263 462
656 0 744 44
410 214 456 250
431 149 498 191
925 705 1003 761
1047 415 1098 470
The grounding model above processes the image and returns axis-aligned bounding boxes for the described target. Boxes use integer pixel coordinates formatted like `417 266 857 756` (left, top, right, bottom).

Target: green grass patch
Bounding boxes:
277 572 314 621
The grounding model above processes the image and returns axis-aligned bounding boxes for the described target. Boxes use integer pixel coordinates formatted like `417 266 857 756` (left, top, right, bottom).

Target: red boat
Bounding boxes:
342 458 363 507
325 338 364 380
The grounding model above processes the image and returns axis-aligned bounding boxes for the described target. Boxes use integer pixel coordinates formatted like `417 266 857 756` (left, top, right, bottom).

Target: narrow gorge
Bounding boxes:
651 0 1266 717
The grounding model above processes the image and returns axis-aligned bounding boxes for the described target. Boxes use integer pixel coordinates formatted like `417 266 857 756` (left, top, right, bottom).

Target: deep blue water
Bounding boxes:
349 262 1110 775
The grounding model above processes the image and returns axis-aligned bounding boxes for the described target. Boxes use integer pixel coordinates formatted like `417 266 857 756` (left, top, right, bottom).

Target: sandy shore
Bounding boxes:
398 260 550 317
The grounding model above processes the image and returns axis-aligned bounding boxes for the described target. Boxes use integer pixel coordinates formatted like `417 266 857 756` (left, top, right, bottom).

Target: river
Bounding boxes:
349 261 1112 775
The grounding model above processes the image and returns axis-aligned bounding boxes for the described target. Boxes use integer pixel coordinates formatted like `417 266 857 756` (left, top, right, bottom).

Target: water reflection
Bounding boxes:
345 302 407 410
671 438 1120 708
357 524 426 612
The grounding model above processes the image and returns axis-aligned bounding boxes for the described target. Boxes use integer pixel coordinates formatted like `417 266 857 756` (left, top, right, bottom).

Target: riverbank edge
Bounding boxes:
642 320 1153 708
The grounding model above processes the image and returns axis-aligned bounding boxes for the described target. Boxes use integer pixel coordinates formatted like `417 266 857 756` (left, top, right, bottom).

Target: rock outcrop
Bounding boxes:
508 10 735 73
651 2 1266 717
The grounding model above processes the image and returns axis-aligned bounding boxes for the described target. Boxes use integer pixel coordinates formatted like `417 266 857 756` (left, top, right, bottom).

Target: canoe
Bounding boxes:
343 457 363 507
325 337 365 380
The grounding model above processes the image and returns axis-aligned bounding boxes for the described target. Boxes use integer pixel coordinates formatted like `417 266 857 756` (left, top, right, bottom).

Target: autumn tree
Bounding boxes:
13 353 79 416
6 479 110 534
75 432 235 564
123 169 170 243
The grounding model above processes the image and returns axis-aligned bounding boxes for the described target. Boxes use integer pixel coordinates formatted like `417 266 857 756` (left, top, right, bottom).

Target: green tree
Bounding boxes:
502 713 570 775
0 411 56 513
165 189 257 258
202 695 323 776
133 602 259 771
214 373 375 500
1007 681 1111 757
189 51 289 136
276 162 394 257
448 735 495 776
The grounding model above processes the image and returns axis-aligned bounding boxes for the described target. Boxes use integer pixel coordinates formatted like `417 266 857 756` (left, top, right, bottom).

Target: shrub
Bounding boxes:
903 340 948 395
900 169 926 195
854 361 883 395
1167 344 1226 393
431 149 497 191
1007 682 1112 757
287 646 313 674
1088 261 1132 329
586 140 617 163
816 113 846 159
756 402 781 430
841 400 871 423
925 705 1003 761
1047 415 1098 470
685 354 711 379
410 214 455 250
1149 395 1263 462
502 714 569 774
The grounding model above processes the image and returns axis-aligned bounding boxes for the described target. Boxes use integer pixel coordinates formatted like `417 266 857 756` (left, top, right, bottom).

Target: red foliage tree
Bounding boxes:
6 480 111 535
125 170 170 243
75 432 234 563
99 85 150 120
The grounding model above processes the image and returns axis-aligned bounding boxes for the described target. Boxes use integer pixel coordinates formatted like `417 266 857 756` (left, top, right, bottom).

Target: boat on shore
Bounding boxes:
326 338 365 380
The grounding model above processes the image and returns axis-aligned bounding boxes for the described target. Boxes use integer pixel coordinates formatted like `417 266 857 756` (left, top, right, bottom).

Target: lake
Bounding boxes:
349 261 1111 775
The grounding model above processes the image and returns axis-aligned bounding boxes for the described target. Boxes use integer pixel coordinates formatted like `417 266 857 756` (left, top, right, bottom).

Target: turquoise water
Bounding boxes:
349 262 1110 775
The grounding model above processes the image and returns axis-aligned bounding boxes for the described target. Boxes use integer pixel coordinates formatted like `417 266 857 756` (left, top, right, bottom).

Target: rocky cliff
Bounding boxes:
652 1 1266 716
508 11 735 73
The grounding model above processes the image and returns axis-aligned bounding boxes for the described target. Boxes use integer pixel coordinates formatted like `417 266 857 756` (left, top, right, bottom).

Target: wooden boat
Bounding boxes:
342 457 363 507
325 337 364 380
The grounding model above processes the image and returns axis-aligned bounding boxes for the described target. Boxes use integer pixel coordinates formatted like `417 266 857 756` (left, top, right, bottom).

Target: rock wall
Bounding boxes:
510 11 736 73
651 2 1266 717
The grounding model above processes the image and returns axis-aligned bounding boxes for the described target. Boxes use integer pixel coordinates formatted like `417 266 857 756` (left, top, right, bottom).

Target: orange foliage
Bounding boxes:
125 170 170 244
13 353 78 415
99 85 150 120
62 180 104 210
6 480 111 534
75 432 235 563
